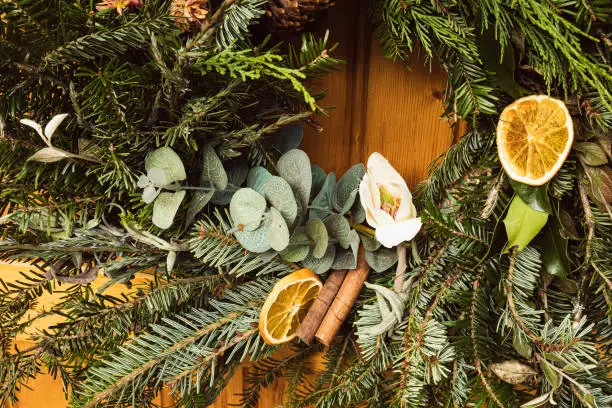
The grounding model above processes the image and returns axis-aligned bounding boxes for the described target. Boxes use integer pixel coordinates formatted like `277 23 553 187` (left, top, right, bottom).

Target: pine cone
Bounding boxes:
170 0 209 30
265 0 335 31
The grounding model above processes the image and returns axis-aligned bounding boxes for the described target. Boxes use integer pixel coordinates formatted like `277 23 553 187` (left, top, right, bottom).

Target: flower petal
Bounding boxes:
396 189 416 221
44 113 69 141
367 152 406 188
20 119 45 142
375 218 422 248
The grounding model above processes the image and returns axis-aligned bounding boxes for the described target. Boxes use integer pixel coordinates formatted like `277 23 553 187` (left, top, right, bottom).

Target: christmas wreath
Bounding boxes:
0 1 610 407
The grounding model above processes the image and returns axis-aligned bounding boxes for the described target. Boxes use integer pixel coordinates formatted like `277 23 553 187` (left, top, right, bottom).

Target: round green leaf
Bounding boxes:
301 244 336 274
152 190 186 230
264 176 298 226
247 166 272 194
147 167 168 187
365 248 398 272
306 218 328 259
230 188 266 231
145 147 186 184
235 216 272 253
280 227 311 262
277 149 312 209
268 207 290 251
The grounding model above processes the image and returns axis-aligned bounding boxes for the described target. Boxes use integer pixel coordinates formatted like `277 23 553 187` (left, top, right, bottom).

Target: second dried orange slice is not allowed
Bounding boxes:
497 95 574 186
259 268 322 345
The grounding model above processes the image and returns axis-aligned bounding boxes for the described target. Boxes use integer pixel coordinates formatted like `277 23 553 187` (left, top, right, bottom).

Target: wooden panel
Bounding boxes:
3 2 455 406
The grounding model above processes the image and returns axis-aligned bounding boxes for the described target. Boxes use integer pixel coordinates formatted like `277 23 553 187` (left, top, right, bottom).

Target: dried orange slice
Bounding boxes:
497 95 574 186
259 268 322 345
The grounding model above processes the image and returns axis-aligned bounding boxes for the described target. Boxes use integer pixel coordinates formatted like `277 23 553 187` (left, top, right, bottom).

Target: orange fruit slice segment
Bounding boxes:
259 268 322 345
497 95 574 186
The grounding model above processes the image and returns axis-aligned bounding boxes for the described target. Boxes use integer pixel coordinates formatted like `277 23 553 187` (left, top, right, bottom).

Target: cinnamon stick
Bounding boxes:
297 269 348 344
315 245 369 347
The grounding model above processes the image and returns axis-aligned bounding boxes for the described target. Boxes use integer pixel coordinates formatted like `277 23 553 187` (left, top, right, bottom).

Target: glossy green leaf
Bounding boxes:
277 149 311 209
230 188 267 231
540 223 569 278
539 359 562 390
512 329 532 359
333 163 365 214
264 176 298 226
503 195 549 252
152 191 185 229
476 26 522 99
306 218 328 259
201 144 228 190
145 147 186 184
310 173 335 220
509 179 552 214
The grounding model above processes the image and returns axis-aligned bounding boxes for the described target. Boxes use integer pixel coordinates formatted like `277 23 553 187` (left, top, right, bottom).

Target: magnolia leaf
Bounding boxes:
264 176 298 226
44 113 69 141
306 218 328 259
512 329 532 359
509 179 552 214
28 147 72 163
333 163 365 214
301 244 336 274
186 190 215 226
152 191 186 229
325 214 351 249
310 173 336 220
142 186 160 204
311 165 327 200
490 360 537 384
520 392 551 408
235 216 272 253
166 251 177 273
230 188 267 231
365 247 398 272
277 149 311 209
145 147 186 184
575 142 608 166
268 124 303 153
540 223 569 278
281 227 310 262
539 359 562 390
503 195 549 252
201 144 228 190
147 167 168 187
268 207 290 251
247 166 272 194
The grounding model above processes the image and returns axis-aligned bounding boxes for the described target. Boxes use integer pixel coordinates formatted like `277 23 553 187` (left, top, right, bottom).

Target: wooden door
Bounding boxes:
4 2 456 407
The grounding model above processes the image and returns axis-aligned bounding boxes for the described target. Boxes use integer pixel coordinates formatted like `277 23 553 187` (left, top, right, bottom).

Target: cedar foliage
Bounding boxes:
0 1 611 408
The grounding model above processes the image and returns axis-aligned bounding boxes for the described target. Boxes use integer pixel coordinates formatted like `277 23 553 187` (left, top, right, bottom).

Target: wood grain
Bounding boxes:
3 2 455 406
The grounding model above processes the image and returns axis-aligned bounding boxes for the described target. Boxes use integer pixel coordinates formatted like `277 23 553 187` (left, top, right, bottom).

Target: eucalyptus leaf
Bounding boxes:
310 173 335 220
247 166 272 194
333 163 365 214
209 163 246 206
230 188 267 231
325 214 351 249
280 227 310 262
520 392 551 408
365 247 398 272
264 176 298 226
145 147 186 184
147 167 168 187
503 195 549 253
235 216 272 253
142 186 160 204
311 165 326 200
152 190 186 229
539 359 562 390
166 251 177 273
268 124 303 153
277 149 311 209
574 142 608 166
201 144 228 190
301 244 336 274
268 207 290 251
306 218 328 259
512 329 532 359
490 360 537 384
186 189 214 226
509 179 552 214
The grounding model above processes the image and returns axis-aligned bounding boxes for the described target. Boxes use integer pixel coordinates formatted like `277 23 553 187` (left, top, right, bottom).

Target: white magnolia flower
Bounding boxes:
359 152 422 248
20 113 69 146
